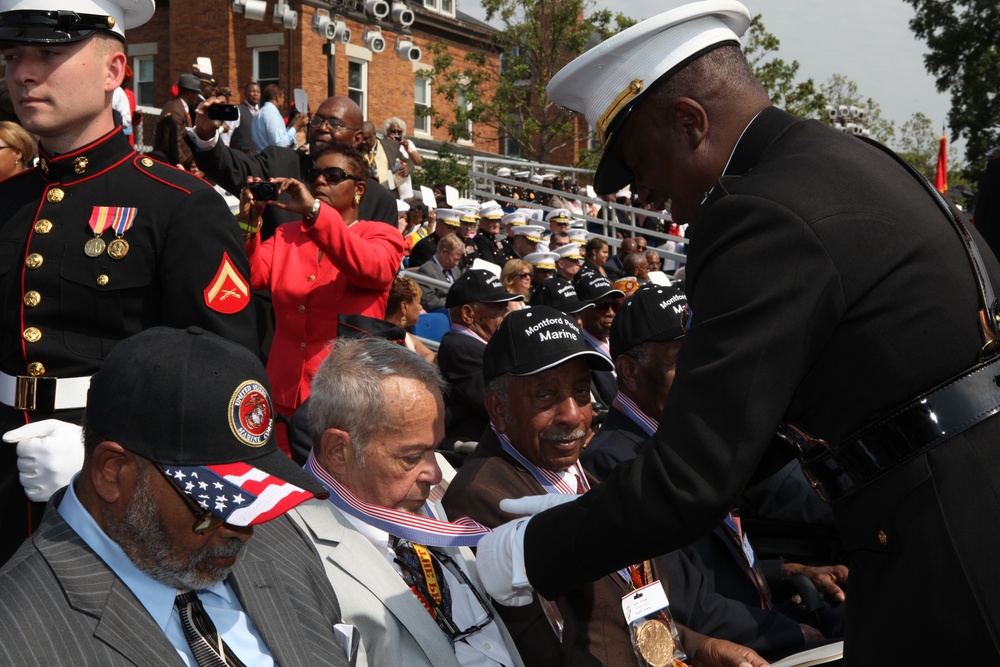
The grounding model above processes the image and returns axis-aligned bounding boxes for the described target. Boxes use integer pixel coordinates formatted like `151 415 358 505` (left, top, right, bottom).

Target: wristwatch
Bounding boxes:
305 198 322 224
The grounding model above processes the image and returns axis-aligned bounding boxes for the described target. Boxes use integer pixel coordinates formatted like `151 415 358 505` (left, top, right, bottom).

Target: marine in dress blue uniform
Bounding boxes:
0 0 257 565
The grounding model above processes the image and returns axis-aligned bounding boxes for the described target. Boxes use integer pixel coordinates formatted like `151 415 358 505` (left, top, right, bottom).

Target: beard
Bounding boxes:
104 462 245 590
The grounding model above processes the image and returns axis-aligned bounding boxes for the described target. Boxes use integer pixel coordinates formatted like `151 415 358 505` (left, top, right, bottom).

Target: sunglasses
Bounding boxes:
517 272 532 279
595 301 620 313
307 166 362 185
153 462 227 534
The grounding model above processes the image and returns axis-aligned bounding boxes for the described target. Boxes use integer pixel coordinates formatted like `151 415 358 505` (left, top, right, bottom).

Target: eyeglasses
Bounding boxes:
516 272 532 279
393 544 495 641
153 463 227 534
309 114 359 132
306 166 362 185
595 301 620 313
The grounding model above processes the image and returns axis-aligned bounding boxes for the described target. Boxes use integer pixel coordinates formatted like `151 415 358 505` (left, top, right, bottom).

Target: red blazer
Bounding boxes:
247 204 405 409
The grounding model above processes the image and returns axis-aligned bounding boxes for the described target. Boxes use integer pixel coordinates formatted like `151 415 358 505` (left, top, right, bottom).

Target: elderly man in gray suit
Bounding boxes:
0 327 358 667
291 337 523 667
418 232 466 311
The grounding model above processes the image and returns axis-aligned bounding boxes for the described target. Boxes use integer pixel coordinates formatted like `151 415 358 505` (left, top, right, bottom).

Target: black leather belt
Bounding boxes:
779 354 1000 502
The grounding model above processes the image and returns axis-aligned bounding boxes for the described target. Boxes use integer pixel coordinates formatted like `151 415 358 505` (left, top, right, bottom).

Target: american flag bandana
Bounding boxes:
162 461 316 526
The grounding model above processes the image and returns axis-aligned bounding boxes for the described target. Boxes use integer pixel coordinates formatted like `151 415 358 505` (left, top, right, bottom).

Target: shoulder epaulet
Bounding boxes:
131 155 207 195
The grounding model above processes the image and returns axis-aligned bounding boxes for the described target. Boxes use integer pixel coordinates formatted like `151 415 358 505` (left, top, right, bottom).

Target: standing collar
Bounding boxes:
721 106 799 179
37 128 135 185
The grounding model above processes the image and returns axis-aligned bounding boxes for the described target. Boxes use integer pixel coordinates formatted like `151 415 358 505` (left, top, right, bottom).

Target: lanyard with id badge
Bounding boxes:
621 562 689 667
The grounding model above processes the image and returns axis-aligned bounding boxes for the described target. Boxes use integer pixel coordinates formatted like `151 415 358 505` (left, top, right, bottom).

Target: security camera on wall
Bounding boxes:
395 36 421 62
333 15 351 44
365 0 390 20
311 8 336 40
363 25 386 53
391 2 414 27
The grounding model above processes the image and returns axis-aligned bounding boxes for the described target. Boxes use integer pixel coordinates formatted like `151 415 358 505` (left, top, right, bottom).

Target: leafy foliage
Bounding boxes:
744 14 826 120
904 0 1000 184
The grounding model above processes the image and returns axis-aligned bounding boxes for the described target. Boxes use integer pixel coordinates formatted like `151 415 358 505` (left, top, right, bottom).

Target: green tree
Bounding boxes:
895 111 939 180
820 74 896 145
424 0 599 163
411 143 470 194
743 14 826 120
904 0 1000 184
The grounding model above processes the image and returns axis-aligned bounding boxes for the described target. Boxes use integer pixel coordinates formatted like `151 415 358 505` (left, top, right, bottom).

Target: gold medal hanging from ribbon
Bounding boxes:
635 619 675 667
88 206 137 260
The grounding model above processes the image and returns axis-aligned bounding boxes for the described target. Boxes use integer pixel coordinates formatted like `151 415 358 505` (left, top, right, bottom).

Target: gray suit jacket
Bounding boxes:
290 499 523 667
0 491 353 666
417 259 461 311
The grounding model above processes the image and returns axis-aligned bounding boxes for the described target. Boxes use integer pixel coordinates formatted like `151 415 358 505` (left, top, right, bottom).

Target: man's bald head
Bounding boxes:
620 238 639 257
310 96 365 154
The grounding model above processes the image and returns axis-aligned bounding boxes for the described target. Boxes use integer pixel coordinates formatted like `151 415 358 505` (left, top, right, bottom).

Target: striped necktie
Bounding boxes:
174 591 247 667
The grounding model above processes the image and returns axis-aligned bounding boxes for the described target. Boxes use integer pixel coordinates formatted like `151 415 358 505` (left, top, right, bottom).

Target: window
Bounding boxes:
456 87 473 142
504 135 521 157
348 60 367 118
423 0 455 18
133 56 154 106
254 47 280 89
414 76 431 136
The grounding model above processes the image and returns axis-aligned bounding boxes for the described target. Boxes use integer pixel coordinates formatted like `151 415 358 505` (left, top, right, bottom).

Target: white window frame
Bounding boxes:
253 47 280 89
422 0 455 18
348 59 368 120
456 87 473 145
132 55 155 107
414 75 432 137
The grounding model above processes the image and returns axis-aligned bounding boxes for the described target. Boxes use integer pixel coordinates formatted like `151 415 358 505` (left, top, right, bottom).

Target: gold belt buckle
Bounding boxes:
14 375 56 411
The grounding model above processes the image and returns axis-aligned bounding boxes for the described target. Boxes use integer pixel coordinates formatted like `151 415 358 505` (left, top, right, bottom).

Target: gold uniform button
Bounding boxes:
27 361 45 377
23 291 41 308
34 219 53 234
25 253 43 269
97 274 109 287
23 327 41 343
46 188 64 204
140 157 154 167
877 529 888 546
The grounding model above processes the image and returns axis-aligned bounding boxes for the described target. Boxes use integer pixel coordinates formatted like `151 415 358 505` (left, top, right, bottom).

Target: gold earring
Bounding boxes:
354 194 361 205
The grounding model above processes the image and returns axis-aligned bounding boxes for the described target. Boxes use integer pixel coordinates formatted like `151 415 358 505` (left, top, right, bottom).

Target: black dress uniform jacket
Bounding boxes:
474 230 515 268
0 129 257 564
523 107 1000 663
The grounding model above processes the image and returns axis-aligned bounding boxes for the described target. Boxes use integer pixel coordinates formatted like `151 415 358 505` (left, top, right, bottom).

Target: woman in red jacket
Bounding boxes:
240 143 405 453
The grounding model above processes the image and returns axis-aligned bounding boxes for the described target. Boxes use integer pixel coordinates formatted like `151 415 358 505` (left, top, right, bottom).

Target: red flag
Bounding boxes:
935 135 948 193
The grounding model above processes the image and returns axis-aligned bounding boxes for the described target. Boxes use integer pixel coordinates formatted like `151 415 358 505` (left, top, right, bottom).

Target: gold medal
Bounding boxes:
635 619 674 667
84 237 106 257
107 238 130 260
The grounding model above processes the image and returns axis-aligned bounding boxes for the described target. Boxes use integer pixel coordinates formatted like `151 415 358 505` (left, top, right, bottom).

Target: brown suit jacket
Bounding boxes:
153 97 193 166
442 429 706 666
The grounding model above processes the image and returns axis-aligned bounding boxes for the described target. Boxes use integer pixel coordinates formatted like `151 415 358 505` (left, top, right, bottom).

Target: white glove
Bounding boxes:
476 517 534 606
3 419 84 502
499 492 579 516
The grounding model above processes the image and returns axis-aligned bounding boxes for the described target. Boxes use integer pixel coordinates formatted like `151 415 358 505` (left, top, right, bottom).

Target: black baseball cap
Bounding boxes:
86 326 327 526
609 284 687 359
446 269 524 308
573 270 625 302
483 306 614 384
529 277 593 315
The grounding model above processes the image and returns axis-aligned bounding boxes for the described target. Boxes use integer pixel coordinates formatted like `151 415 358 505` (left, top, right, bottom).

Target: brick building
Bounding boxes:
117 0 503 155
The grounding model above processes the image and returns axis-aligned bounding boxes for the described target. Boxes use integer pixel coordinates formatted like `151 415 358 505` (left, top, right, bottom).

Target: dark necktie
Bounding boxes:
174 591 248 667
392 538 454 639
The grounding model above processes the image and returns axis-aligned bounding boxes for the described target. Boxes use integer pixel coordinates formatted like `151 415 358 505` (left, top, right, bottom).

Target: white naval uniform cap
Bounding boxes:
0 0 155 41
546 0 751 194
